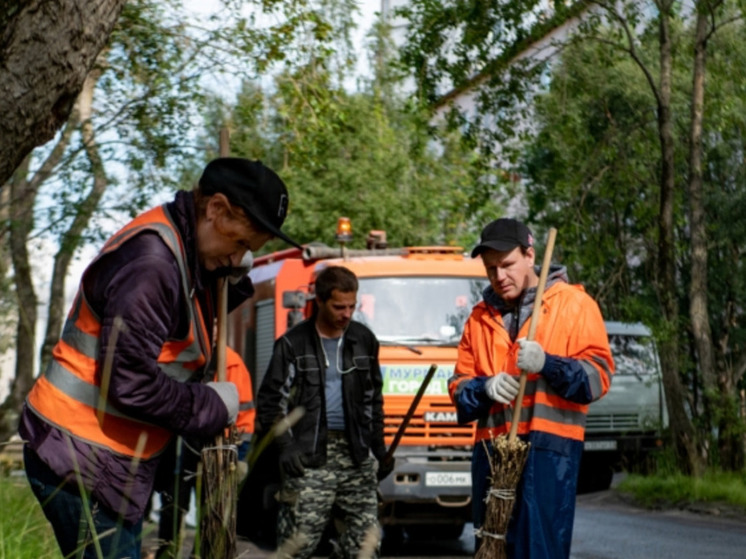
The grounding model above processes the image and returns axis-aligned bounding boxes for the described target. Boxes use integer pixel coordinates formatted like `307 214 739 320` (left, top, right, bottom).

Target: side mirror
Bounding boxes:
282 290 306 310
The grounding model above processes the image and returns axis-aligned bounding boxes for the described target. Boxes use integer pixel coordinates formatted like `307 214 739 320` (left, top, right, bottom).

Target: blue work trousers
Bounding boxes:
24 445 143 559
472 433 582 559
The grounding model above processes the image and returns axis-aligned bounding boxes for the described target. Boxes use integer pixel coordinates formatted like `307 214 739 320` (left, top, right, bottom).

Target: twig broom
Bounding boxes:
475 227 557 559
198 276 239 559
198 128 238 559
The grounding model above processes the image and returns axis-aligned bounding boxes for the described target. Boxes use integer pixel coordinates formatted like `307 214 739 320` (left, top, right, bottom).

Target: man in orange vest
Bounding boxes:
449 218 614 559
19 158 299 559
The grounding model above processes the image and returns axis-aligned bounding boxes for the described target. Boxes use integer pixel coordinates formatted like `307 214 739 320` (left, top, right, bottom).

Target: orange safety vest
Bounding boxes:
450 281 614 443
26 205 211 460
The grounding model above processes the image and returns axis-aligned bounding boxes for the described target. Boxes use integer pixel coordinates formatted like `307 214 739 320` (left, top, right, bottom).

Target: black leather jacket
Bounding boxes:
256 317 386 467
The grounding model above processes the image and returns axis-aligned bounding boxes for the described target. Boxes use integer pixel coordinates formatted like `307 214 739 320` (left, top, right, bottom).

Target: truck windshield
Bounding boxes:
609 334 659 377
353 276 488 345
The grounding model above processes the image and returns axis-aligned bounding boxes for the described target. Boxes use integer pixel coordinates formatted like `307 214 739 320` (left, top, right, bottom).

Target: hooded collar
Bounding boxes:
483 264 569 341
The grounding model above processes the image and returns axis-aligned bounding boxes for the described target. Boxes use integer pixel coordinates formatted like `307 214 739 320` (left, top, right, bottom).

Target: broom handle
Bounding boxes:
214 276 228 482
508 227 557 442
216 126 230 386
216 278 228 383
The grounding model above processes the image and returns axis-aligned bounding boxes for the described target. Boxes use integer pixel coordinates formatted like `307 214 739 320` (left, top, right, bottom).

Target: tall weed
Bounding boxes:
0 474 62 559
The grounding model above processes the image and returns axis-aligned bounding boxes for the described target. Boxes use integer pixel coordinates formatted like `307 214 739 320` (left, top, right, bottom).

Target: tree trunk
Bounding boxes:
687 11 715 397
0 70 110 443
0 187 15 351
0 0 126 186
656 6 703 476
0 158 38 441
40 70 109 371
41 71 109 374
686 8 736 469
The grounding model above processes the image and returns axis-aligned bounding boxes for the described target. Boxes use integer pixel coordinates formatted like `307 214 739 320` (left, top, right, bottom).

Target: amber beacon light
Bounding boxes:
335 216 353 243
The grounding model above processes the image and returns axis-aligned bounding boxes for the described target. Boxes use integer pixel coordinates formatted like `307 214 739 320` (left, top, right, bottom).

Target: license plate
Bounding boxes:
584 440 618 451
425 472 472 487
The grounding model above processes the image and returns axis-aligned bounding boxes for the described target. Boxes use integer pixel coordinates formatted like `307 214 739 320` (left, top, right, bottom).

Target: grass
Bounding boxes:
618 469 746 513
0 474 63 559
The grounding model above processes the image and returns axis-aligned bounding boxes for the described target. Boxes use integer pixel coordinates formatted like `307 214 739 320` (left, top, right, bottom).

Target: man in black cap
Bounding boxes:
448 217 614 559
19 157 300 559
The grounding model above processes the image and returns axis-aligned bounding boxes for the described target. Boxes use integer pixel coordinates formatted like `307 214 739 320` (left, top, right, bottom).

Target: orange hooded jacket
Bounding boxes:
449 281 614 443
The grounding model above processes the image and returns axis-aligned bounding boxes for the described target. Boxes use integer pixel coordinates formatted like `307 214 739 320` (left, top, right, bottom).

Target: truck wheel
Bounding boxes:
438 523 467 540
406 523 465 541
577 457 614 493
382 526 406 548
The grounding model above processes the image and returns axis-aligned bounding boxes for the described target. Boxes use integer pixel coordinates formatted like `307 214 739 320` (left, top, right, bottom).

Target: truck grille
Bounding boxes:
586 413 641 431
383 399 475 447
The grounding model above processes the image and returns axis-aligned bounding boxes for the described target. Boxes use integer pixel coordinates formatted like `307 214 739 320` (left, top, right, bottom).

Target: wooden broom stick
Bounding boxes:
508 228 557 442
205 127 231 513
215 126 230 388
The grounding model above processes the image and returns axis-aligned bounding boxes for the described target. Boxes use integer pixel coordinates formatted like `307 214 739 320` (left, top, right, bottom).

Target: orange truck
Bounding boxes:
231 227 487 542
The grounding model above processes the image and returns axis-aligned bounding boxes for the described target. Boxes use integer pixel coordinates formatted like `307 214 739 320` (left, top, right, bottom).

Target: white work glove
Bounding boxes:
517 338 546 373
485 373 520 404
228 251 254 284
207 381 239 425
236 460 249 484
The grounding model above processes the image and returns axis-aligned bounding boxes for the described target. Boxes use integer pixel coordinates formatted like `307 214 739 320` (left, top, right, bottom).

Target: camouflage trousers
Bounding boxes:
276 436 380 559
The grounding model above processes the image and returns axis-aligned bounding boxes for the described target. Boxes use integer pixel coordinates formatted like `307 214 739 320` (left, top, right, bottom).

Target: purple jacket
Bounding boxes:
18 190 253 523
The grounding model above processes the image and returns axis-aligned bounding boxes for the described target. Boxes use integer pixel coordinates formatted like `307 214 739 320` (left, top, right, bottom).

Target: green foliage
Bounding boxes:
519 14 746 466
696 24 746 393
230 70 499 251
220 4 505 252
397 0 585 153
521 35 663 319
0 475 62 559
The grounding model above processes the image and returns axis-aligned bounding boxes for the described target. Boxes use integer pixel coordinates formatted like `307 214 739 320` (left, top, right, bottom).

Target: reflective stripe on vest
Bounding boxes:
473 374 590 442
26 205 210 459
453 285 613 444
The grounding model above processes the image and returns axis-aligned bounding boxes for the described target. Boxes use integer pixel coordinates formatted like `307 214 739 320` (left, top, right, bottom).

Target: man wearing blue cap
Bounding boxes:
19 157 301 559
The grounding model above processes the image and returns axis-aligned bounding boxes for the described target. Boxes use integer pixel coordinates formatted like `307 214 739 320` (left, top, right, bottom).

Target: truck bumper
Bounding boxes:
377 450 472 526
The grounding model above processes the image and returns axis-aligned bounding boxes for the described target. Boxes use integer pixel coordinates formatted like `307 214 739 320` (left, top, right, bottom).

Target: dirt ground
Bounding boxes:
141 524 273 558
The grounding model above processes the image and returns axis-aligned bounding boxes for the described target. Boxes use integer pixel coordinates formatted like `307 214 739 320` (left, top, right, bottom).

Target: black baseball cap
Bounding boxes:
471 218 534 258
199 157 302 249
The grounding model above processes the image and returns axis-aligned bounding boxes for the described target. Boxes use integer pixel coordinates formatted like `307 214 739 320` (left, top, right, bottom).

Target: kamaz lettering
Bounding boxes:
424 411 458 423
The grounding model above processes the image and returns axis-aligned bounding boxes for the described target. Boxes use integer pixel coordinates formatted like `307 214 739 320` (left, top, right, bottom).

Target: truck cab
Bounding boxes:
579 321 668 492
232 242 487 543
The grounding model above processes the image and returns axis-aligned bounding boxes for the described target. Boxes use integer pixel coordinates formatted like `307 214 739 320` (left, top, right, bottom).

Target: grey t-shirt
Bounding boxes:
322 336 345 431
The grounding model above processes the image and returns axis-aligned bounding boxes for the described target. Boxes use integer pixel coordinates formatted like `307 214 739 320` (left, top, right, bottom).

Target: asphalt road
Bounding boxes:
571 490 746 559
143 486 746 558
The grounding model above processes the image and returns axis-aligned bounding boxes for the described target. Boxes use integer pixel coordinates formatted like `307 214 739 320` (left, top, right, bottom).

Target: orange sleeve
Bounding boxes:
225 347 255 436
